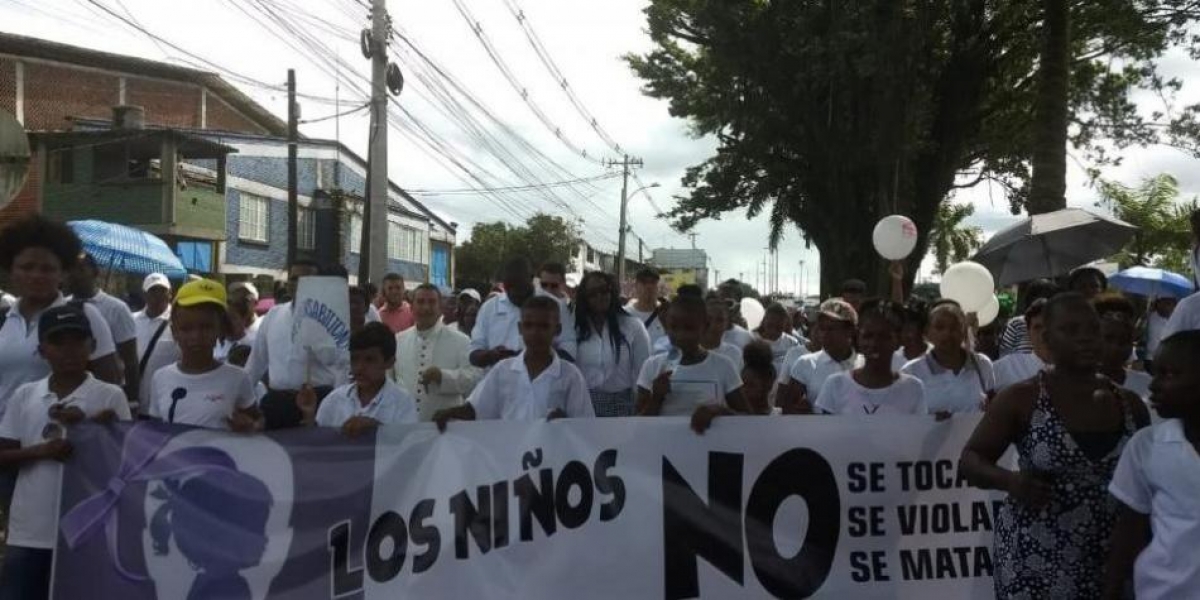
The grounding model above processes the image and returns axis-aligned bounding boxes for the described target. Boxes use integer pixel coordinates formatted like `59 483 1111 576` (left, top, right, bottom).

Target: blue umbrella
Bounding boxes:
68 220 187 278
1109 266 1194 298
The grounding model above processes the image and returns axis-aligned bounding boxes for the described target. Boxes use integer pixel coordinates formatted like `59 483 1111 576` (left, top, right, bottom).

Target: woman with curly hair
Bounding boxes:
572 271 650 417
0 215 121 511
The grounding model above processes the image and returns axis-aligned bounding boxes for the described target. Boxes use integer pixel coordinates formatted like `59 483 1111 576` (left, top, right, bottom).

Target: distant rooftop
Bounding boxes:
651 248 708 270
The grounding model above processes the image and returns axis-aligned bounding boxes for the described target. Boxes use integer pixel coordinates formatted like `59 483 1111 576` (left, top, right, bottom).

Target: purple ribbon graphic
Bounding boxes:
58 424 252 581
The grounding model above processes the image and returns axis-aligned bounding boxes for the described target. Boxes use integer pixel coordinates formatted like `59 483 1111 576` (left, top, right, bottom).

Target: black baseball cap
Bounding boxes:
39 305 93 342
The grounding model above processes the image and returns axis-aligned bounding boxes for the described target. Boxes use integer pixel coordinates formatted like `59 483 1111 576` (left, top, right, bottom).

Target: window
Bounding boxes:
238 193 269 243
298 207 316 250
388 222 403 260
386 223 428 263
348 212 363 255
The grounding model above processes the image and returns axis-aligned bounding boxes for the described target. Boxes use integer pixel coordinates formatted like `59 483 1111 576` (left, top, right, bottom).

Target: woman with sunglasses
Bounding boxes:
572 272 651 417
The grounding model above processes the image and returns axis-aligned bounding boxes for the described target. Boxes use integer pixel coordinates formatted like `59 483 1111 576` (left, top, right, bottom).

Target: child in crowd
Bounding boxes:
1105 331 1200 599
1094 294 1151 402
777 299 862 413
892 300 930 371
435 296 593 427
691 341 775 434
701 297 745 370
149 279 259 432
0 305 131 598
816 299 927 415
754 302 803 375
901 300 995 417
637 289 748 417
297 322 417 436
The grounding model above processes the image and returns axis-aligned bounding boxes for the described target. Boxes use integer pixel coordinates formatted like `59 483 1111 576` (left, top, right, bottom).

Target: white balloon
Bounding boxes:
872 215 919 261
741 298 766 331
975 294 1001 327
940 262 995 312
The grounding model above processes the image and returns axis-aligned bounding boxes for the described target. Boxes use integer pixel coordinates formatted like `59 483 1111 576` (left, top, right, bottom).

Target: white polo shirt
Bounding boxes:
468 294 577 361
901 353 995 414
1109 420 1200 599
787 350 863 402
637 351 743 416
625 301 668 349
1162 292 1200 339
993 352 1049 391
0 375 131 549
149 363 256 430
74 290 136 345
468 352 594 421
722 325 754 350
0 296 117 421
315 379 418 428
815 372 928 415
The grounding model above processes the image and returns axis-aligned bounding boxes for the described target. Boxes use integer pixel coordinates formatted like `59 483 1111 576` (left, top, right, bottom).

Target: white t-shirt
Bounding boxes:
1145 312 1171 359
468 352 594 421
625 301 668 350
215 318 261 362
315 379 418 427
777 345 810 384
637 351 743 417
815 372 928 415
1121 369 1152 402
712 343 744 373
992 352 1049 391
1162 293 1200 339
77 290 136 345
149 363 256 430
722 325 754 350
1109 421 1200 599
0 296 117 421
756 332 801 375
132 308 170 360
0 375 130 549
787 350 863 402
901 353 995 414
891 345 931 373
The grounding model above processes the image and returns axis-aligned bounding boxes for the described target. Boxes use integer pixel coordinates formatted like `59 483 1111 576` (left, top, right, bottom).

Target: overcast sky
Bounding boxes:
4 0 1199 294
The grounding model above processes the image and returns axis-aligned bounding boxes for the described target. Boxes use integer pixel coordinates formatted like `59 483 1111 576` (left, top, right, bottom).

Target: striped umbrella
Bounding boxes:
68 220 187 278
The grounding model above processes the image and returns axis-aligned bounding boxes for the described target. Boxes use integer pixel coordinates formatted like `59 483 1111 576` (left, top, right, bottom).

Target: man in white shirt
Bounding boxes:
246 260 347 429
68 253 139 402
216 281 261 362
993 299 1052 390
437 296 593 426
131 273 175 414
1161 291 1200 340
393 284 480 421
469 258 575 368
778 299 862 411
537 262 570 302
1143 297 1176 369
625 267 668 350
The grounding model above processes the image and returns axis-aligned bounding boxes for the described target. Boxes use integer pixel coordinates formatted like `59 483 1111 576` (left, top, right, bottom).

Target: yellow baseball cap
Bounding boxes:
174 278 227 309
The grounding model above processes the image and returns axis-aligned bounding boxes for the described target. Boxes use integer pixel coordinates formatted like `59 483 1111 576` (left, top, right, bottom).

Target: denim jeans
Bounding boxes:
0 546 53 600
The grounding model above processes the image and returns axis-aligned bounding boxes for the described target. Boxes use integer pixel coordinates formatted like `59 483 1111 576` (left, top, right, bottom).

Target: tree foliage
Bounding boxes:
627 0 1200 295
1097 173 1198 272
454 214 581 289
929 202 983 275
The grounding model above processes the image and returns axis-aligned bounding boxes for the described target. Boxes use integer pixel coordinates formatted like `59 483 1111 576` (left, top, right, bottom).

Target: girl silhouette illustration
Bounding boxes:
61 423 275 600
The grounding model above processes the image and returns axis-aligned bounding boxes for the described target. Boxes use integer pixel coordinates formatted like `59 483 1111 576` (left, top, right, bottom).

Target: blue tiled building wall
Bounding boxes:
215 154 429 282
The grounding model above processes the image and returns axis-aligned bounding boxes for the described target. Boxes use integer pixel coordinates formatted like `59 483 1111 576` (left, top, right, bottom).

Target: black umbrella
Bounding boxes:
971 208 1136 285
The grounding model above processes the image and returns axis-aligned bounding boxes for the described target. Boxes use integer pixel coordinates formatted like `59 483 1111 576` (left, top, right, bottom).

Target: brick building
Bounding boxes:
0 32 456 288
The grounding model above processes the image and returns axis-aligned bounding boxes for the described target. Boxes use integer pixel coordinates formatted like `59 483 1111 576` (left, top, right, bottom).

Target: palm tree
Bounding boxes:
930 202 983 274
1027 0 1071 215
1097 174 1197 270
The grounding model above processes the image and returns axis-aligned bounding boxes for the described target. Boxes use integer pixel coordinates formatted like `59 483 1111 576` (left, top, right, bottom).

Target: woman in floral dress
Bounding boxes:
960 292 1149 598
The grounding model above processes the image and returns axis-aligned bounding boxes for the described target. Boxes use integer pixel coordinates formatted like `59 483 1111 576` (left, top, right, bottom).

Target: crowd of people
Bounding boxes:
0 211 1199 598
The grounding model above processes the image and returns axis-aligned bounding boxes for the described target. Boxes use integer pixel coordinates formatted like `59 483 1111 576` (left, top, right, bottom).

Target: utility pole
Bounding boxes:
608 155 643 284
687 232 698 249
360 0 393 285
286 69 298 268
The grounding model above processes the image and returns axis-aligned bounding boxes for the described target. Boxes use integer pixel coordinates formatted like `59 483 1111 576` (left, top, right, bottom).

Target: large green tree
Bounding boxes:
1097 174 1198 272
454 213 581 289
628 0 1200 295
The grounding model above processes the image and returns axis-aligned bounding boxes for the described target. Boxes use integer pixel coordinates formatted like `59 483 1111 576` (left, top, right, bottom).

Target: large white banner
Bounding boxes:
55 417 1004 599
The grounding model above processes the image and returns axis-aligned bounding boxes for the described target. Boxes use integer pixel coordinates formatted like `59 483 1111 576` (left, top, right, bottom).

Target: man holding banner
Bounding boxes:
469 258 575 368
246 261 350 430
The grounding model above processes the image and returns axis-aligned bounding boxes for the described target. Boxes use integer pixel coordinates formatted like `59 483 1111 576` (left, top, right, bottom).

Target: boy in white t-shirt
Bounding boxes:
297 322 417 436
435 296 593 428
0 305 132 598
148 279 259 432
1105 331 1200 599
637 289 747 417
816 299 927 415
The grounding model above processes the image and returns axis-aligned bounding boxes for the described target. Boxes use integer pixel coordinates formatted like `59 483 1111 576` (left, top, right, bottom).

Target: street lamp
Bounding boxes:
618 182 660 283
